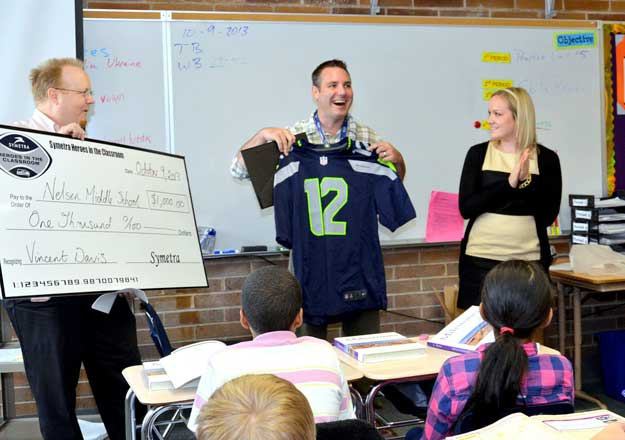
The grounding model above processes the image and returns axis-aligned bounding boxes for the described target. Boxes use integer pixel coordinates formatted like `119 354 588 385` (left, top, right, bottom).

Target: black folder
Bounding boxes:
241 133 306 209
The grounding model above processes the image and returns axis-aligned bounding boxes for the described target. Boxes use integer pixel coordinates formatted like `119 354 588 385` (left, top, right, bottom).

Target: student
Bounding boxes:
2 58 142 440
195 374 316 440
407 260 573 440
233 59 408 339
187 266 355 432
458 87 562 310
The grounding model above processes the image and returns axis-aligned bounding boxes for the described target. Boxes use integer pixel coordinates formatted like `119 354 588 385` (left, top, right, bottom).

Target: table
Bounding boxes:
123 361 365 440
550 268 625 409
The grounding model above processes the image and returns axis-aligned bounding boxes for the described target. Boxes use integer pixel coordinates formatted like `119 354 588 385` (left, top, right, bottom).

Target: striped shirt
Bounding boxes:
230 112 381 179
187 331 355 432
422 342 574 440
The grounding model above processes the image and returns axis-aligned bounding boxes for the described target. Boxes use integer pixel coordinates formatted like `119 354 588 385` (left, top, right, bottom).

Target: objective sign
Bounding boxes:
0 125 207 299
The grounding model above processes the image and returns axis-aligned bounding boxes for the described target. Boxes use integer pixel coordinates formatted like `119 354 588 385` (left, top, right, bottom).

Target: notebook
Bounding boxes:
241 133 306 209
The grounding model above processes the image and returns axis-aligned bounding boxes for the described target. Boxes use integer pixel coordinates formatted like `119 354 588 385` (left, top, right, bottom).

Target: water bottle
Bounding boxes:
199 227 216 254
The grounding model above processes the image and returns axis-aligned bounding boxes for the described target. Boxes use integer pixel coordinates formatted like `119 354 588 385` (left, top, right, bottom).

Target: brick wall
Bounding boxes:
83 0 625 21
14 238 625 416
7 0 625 419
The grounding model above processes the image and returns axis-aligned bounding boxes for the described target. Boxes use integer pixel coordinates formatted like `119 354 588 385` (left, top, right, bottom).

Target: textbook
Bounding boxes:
333 332 426 363
427 305 495 354
446 409 625 440
160 340 226 389
147 374 200 392
142 360 165 376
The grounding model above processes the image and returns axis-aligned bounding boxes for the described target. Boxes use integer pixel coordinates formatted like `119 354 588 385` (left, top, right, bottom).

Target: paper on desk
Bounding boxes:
542 411 621 431
447 410 624 440
91 289 148 314
570 244 625 276
161 340 226 388
425 191 465 242
550 262 572 271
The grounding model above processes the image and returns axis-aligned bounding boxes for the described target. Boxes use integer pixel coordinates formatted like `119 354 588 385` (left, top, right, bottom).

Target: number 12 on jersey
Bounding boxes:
304 177 348 236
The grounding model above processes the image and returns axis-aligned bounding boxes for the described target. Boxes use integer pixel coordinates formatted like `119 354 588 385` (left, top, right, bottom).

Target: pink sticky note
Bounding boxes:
425 191 465 243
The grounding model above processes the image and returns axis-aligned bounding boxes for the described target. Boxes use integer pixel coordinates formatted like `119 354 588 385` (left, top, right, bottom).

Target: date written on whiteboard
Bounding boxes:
180 25 250 39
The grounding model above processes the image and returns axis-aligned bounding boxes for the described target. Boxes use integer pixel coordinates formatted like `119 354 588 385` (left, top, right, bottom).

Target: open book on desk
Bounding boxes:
427 306 495 354
447 409 625 440
148 340 226 390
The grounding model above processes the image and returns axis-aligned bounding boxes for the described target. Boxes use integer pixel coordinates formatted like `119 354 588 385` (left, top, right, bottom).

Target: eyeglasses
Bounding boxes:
54 87 94 98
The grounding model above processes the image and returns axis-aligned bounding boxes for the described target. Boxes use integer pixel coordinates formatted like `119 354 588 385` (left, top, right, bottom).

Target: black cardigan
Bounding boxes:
458 141 562 269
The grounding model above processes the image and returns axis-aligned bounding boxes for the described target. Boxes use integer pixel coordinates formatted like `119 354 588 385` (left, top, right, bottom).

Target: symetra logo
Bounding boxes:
4 135 37 152
0 132 52 180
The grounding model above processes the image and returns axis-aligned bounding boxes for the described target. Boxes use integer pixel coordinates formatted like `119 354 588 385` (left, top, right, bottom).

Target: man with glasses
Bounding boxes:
13 58 93 138
3 58 141 440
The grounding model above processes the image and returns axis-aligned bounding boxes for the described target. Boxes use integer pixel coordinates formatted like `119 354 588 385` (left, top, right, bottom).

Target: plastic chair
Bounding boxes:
451 401 575 435
316 419 383 440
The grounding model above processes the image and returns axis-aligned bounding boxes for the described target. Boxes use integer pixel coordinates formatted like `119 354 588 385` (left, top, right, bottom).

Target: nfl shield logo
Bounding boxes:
320 156 328 166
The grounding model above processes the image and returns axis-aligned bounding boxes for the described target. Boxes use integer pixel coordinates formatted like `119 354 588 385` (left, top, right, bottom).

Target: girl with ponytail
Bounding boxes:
417 260 573 440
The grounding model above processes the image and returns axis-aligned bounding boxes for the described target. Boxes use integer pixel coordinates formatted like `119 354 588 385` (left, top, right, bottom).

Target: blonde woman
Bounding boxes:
457 87 562 309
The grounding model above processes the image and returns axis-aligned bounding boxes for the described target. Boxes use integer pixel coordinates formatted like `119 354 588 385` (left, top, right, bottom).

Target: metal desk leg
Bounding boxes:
125 389 137 440
364 381 386 426
141 407 159 440
349 384 365 420
573 287 582 392
557 282 566 355
141 403 193 440
572 287 607 409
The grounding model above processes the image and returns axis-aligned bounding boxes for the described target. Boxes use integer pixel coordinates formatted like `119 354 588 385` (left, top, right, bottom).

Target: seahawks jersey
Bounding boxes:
273 138 416 325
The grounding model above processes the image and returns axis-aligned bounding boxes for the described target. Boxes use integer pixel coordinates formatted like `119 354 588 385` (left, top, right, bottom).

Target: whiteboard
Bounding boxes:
84 15 605 251
0 0 79 124
84 19 169 152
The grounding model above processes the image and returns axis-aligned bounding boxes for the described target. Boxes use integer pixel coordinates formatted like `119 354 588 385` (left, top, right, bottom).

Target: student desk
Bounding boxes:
122 365 194 440
122 362 364 440
336 345 456 430
336 343 561 431
550 268 625 409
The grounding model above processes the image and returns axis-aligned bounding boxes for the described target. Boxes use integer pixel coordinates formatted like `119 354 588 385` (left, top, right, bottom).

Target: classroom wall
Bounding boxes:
82 0 625 20
5 0 625 419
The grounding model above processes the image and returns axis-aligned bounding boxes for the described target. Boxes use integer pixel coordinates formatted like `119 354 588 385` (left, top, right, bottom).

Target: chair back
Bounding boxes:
141 300 173 357
316 419 383 440
435 285 462 324
452 401 574 435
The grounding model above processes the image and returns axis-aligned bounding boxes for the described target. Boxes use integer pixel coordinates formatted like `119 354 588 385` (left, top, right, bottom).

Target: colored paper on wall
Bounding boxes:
482 80 513 100
425 191 465 243
481 52 511 63
616 34 625 115
481 79 514 89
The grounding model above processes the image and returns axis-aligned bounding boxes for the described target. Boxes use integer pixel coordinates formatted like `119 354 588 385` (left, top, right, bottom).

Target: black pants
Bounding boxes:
4 295 141 440
297 309 380 340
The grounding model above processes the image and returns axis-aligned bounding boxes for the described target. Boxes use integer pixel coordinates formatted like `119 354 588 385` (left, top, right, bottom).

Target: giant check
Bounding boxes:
0 125 208 299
